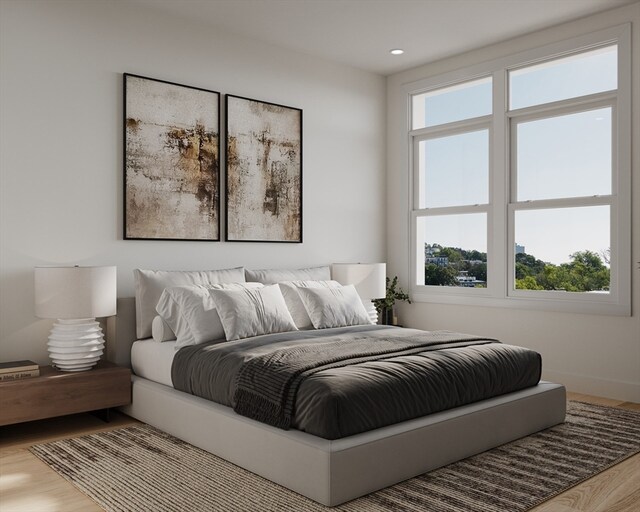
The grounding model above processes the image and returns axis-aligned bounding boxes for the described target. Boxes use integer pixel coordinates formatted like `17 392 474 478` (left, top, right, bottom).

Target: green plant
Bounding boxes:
372 276 411 313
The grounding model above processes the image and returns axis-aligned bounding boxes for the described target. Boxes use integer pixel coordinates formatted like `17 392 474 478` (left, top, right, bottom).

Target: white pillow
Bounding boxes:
156 283 264 348
245 266 330 284
278 280 342 329
296 285 373 329
134 267 246 339
151 315 176 342
209 284 298 341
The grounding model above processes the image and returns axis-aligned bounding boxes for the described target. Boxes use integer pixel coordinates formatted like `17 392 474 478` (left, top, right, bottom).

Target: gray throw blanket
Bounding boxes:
233 330 496 430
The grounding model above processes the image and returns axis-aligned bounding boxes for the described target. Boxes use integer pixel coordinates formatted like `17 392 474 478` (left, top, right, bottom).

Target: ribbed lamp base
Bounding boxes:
47 318 105 372
362 300 379 324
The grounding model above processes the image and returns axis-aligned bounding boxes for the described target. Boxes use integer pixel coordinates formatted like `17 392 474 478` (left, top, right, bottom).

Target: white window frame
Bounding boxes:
406 24 631 316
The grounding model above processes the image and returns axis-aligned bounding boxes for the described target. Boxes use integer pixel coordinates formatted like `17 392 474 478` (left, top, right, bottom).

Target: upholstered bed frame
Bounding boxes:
107 298 567 507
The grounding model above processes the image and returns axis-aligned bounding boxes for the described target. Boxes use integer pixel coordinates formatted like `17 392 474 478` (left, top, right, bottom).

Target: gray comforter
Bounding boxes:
172 325 541 440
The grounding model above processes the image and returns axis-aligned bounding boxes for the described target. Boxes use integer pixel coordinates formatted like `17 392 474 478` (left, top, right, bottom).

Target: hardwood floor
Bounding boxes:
1 412 137 512
0 394 638 512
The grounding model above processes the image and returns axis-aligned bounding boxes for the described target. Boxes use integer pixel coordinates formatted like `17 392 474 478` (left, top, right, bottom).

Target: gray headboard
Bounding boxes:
106 297 137 368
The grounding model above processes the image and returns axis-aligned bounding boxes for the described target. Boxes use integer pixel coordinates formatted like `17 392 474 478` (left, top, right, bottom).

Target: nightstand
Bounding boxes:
0 360 131 426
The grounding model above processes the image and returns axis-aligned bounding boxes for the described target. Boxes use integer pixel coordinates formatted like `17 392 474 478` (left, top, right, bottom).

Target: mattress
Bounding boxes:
172 325 542 439
131 338 176 387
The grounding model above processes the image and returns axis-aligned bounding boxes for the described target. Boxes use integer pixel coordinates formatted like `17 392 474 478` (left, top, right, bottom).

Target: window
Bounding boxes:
509 45 617 110
418 130 489 208
408 26 630 314
418 213 487 288
412 77 492 129
412 79 491 290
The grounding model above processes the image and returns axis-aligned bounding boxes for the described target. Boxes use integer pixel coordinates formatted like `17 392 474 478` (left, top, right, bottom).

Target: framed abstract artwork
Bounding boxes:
225 94 302 243
124 73 220 241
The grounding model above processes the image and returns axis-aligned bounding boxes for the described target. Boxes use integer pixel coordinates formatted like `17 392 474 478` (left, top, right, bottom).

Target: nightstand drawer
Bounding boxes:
0 361 131 426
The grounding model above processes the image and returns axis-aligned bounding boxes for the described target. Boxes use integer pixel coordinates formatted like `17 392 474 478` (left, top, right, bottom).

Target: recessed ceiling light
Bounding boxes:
390 49 404 55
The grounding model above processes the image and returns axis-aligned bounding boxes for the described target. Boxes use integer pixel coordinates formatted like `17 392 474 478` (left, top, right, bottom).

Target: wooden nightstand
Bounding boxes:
0 360 131 426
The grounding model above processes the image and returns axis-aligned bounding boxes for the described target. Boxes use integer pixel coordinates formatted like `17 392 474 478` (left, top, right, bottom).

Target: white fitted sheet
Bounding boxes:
131 338 176 387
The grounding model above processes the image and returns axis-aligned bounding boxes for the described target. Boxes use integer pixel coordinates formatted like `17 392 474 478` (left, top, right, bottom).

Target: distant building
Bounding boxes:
424 244 439 258
425 244 448 266
515 243 525 255
426 256 449 267
456 271 485 287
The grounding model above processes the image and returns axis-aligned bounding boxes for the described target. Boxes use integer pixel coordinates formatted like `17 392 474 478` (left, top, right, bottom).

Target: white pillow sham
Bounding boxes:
296 285 373 329
209 284 298 341
278 280 342 329
245 266 331 284
156 282 263 348
151 315 176 342
134 267 246 339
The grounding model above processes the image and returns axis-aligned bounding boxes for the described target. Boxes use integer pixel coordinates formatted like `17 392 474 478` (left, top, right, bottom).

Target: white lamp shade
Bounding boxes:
35 266 117 319
331 263 386 299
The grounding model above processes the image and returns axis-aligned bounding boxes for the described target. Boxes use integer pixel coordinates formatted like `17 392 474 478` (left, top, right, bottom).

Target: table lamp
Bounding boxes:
35 266 117 371
331 263 386 323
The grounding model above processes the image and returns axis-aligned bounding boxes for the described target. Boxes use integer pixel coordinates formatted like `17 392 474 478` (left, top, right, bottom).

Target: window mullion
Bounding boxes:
410 116 492 138
507 90 617 120
511 195 613 211
412 138 420 210
491 68 508 299
413 204 489 216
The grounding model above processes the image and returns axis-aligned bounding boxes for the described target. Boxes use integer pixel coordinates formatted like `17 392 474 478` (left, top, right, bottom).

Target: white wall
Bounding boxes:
0 0 386 363
387 3 640 402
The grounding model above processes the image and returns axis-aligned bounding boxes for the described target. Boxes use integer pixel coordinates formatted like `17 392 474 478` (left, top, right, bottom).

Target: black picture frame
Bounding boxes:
225 94 303 243
123 73 221 241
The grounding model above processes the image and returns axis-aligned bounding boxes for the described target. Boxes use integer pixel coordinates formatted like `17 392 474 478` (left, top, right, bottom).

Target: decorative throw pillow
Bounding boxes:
296 285 373 329
278 280 343 329
245 266 331 284
134 267 246 339
209 284 298 341
151 315 176 342
156 283 263 348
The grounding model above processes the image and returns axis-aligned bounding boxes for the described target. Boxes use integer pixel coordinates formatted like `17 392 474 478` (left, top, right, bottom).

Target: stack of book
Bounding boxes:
0 360 40 381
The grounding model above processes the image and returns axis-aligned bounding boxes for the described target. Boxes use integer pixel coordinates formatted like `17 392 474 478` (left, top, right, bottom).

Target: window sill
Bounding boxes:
410 289 630 317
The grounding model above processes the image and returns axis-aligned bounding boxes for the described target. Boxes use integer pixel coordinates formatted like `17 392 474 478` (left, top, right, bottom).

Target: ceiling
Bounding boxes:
132 0 635 75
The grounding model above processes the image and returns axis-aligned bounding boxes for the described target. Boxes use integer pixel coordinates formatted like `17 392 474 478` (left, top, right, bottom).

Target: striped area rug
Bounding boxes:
30 401 640 512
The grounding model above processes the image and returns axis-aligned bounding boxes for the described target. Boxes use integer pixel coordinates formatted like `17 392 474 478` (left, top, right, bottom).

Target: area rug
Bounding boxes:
30 401 640 512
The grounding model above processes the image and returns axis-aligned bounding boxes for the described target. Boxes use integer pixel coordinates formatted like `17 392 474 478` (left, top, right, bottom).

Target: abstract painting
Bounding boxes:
225 95 302 242
124 74 220 240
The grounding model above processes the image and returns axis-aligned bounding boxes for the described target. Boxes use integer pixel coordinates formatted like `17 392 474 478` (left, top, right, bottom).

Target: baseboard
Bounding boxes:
542 369 640 402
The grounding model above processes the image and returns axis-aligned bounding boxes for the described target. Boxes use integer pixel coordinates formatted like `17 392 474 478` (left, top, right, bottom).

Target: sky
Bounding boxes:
416 45 616 265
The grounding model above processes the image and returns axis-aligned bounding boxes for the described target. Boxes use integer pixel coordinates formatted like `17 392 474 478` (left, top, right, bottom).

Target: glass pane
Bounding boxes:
516 108 611 201
417 214 487 287
514 206 610 292
419 130 489 208
510 45 617 110
412 77 492 129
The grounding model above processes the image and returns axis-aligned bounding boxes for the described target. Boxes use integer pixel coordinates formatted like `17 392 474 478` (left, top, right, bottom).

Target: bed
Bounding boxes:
109 295 566 506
